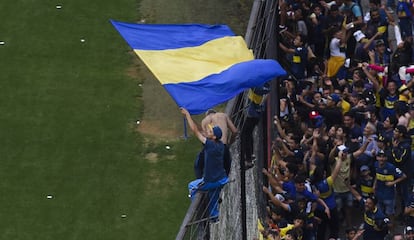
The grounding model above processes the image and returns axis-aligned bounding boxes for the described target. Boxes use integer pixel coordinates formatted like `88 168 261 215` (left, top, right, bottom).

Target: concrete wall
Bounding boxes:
210 128 262 240
210 0 278 238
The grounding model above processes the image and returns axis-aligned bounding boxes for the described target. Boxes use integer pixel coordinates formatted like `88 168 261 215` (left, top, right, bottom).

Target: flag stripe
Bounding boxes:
111 20 235 50
134 36 254 84
111 20 287 114
164 59 285 114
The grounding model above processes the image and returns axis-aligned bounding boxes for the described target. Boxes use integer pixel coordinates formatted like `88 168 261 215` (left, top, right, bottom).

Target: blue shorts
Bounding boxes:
188 177 229 218
188 177 229 199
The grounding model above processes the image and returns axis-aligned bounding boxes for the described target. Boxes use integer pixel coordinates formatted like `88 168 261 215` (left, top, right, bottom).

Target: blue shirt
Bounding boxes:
379 88 398 120
203 139 226 183
357 177 375 198
283 181 317 202
247 85 270 118
296 188 318 202
314 176 336 210
340 3 362 18
360 198 389 240
290 46 308 79
374 161 403 200
282 181 296 198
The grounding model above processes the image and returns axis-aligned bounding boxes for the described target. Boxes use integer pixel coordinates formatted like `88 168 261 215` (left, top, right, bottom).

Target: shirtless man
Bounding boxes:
194 109 238 178
201 109 238 144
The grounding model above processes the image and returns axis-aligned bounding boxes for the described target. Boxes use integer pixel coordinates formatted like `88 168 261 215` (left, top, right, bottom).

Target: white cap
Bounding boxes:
353 30 366 42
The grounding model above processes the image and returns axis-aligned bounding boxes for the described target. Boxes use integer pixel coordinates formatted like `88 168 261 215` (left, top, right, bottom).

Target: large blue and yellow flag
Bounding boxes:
111 20 286 114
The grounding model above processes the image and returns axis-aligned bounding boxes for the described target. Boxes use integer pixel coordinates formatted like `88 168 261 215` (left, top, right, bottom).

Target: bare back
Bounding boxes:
201 112 237 144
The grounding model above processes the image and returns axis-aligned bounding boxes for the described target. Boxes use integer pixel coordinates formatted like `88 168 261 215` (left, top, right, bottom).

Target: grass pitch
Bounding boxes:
0 0 250 239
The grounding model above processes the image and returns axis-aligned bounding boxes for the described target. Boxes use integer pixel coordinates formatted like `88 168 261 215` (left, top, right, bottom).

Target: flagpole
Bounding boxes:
183 117 188 140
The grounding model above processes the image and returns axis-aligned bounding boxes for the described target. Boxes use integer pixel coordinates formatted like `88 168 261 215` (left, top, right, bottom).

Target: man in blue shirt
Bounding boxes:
278 35 309 80
348 185 390 240
181 107 228 219
374 149 406 229
241 83 270 169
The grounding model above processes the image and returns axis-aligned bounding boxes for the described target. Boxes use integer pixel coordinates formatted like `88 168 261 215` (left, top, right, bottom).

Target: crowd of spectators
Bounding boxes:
258 0 414 239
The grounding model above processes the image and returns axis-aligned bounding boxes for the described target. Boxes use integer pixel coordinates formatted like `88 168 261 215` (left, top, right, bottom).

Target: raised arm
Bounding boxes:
330 153 343 181
363 31 383 51
273 116 288 140
381 4 394 22
262 168 283 190
312 129 325 160
328 142 340 162
272 140 284 164
263 186 290 211
361 62 380 91
279 42 295 54
365 63 381 91
352 137 372 159
180 107 206 144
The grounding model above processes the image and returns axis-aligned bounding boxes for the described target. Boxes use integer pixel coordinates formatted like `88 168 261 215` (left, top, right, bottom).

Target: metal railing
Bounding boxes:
238 2 280 239
176 188 224 240
176 0 281 239
176 192 207 240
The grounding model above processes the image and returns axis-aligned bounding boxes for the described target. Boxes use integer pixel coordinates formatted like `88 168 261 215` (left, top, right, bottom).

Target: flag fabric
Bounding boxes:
111 20 286 114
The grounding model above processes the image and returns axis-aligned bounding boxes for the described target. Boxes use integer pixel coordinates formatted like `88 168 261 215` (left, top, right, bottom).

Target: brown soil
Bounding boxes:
145 152 158 163
126 51 183 140
125 0 252 140
137 120 182 140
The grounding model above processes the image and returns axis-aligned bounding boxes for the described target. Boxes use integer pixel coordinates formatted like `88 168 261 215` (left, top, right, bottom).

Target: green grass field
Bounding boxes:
0 0 250 239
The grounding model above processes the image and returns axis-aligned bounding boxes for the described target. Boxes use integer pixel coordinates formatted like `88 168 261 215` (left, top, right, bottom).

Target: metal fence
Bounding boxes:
176 191 213 240
175 0 280 239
